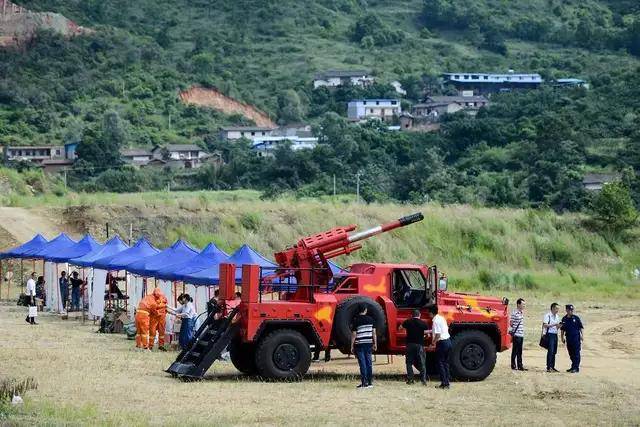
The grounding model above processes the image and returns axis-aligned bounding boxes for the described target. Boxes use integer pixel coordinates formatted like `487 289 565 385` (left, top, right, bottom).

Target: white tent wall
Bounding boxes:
128 275 145 318
44 261 55 311
84 268 94 309
157 279 173 307
90 269 108 318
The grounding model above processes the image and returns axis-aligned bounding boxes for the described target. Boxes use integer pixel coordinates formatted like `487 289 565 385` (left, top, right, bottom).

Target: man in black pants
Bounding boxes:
400 309 429 385
428 305 451 389
510 298 526 371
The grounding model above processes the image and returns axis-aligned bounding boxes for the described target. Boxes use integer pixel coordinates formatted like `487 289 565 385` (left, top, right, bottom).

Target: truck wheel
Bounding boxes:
332 296 387 351
255 329 311 379
229 340 257 375
450 330 496 381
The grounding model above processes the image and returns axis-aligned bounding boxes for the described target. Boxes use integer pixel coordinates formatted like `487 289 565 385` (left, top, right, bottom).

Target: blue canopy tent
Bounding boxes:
125 239 198 277
154 243 228 282
0 234 48 259
46 234 102 264
29 233 77 260
91 238 160 271
70 236 129 267
181 244 277 286
89 238 161 318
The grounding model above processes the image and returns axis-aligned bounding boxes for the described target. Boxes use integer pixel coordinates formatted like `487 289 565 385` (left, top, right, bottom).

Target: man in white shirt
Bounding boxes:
428 305 451 389
25 272 37 325
543 302 561 372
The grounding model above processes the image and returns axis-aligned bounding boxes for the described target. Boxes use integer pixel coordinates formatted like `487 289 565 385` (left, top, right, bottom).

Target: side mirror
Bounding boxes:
438 277 448 291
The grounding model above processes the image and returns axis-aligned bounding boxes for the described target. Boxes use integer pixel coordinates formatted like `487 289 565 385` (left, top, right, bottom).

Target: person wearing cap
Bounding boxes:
561 304 584 373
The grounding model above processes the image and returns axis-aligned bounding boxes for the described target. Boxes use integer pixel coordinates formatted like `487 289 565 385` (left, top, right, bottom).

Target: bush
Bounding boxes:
533 237 574 265
590 182 638 234
239 212 261 231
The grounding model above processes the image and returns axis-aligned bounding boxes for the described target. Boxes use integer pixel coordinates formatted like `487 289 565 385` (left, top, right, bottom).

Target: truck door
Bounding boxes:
392 269 430 347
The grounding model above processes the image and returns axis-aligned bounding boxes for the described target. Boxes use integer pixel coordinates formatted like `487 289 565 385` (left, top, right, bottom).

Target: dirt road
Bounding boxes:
0 299 638 425
0 207 61 243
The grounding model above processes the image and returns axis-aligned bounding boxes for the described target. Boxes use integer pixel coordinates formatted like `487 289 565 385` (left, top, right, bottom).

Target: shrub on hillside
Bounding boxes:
590 182 638 234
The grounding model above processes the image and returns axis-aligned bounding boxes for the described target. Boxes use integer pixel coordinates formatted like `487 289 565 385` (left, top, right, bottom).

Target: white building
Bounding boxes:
252 136 318 157
150 144 209 168
4 145 63 163
313 70 374 89
347 99 401 122
219 126 275 141
443 71 543 94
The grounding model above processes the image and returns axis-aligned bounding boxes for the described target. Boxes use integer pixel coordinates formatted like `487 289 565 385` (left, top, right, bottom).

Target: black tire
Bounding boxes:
332 296 387 351
255 329 311 379
450 330 496 381
229 340 257 375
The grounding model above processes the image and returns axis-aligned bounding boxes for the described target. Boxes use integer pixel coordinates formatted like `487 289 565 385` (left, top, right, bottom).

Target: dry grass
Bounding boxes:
1 297 639 426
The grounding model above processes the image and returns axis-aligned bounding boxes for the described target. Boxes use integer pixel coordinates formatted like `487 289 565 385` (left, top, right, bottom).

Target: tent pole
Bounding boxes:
81 268 86 325
56 263 61 314
0 259 3 301
20 259 23 295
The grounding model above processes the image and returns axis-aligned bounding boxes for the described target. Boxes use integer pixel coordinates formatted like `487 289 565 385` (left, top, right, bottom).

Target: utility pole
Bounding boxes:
333 174 336 197
168 113 171 131
356 172 361 204
63 169 67 190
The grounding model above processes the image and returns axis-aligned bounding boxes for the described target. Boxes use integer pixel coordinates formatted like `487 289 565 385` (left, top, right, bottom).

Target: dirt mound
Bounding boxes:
179 86 275 128
0 0 92 48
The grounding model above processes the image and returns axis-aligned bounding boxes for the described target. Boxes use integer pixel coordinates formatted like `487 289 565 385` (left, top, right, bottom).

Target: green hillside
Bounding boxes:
1 0 640 208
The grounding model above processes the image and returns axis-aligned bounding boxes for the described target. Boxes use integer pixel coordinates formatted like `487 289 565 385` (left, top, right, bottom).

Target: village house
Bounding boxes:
4 145 64 163
347 99 401 122
443 71 543 94
252 136 318 158
121 148 152 166
219 126 276 141
412 95 490 121
3 142 77 173
553 78 589 89
582 173 620 191
149 144 209 169
313 70 374 89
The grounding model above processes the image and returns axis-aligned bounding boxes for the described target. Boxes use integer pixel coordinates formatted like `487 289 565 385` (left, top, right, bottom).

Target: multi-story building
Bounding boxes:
347 99 401 122
412 95 489 121
252 136 318 158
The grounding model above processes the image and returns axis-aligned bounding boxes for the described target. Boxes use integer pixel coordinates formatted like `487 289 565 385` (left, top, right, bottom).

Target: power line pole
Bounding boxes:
333 174 336 197
356 172 361 204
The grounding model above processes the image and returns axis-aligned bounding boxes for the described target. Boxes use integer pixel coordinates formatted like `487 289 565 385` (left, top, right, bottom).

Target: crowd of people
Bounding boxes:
23 271 586 385
510 298 584 373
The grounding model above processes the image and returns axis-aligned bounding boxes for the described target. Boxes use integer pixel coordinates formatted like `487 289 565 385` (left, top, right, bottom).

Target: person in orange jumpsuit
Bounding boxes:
135 293 157 350
149 288 168 351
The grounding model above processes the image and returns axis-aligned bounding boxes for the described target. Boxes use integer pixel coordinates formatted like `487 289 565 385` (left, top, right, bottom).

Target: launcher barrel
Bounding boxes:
347 212 424 244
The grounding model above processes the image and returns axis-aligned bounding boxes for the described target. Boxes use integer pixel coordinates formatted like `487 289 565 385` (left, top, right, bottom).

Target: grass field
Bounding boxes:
1 190 640 300
0 295 638 426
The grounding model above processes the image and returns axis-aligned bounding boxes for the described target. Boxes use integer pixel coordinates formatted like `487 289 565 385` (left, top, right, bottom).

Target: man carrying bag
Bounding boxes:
542 303 561 372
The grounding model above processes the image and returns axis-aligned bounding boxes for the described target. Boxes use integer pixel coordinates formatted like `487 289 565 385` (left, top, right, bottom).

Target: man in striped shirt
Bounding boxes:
351 305 377 388
510 298 526 371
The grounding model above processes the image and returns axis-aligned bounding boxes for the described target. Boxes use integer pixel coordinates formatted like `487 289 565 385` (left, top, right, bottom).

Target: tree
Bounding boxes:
277 90 306 124
590 182 638 234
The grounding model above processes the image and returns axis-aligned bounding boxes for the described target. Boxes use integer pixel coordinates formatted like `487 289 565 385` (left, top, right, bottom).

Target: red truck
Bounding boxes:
168 213 511 381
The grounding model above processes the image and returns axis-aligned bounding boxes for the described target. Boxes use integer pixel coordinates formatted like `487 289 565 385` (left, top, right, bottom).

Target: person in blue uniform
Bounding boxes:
560 304 584 373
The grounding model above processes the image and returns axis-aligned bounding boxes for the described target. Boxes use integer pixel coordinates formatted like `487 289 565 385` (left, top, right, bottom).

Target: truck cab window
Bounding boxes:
392 269 429 307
